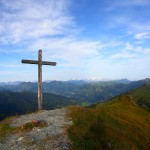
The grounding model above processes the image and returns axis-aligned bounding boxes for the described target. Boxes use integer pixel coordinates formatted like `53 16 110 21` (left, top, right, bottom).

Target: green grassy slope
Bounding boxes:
68 96 150 149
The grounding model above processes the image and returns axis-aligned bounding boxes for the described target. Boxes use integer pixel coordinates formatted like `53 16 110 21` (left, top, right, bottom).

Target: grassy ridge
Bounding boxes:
126 85 150 110
68 96 150 150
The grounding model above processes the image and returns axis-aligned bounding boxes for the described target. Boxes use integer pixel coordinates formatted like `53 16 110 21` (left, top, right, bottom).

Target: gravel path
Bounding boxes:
0 108 72 150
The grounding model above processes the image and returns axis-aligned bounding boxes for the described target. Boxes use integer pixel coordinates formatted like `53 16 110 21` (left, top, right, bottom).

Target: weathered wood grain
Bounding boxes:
22 60 56 66
38 50 42 111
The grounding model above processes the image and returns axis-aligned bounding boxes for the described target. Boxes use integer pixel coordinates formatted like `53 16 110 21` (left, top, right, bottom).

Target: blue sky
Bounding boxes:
0 0 150 81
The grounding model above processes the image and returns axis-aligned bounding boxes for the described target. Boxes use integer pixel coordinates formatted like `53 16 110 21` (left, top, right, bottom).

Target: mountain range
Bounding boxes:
0 78 150 121
0 78 149 104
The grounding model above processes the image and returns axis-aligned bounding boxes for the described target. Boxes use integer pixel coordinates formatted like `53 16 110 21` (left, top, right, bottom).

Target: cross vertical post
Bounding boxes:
38 50 42 111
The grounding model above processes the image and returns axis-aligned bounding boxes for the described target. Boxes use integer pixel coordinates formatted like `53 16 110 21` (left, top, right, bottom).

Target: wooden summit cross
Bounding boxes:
21 50 56 111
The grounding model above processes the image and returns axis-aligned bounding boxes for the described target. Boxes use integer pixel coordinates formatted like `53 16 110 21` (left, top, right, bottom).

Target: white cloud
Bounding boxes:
85 52 150 80
124 42 142 53
134 32 150 40
124 42 150 54
0 49 23 54
143 48 150 54
0 0 74 44
28 37 105 67
109 51 137 59
106 41 150 60
127 24 150 42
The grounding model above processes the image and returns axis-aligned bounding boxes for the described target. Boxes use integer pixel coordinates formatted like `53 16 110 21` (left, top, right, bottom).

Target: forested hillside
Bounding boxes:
0 91 78 120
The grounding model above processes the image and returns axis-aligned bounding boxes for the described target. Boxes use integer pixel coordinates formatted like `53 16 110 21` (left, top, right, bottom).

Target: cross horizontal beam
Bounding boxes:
21 59 56 66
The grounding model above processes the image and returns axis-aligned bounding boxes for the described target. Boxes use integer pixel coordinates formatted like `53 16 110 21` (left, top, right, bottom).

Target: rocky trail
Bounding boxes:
0 108 72 150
